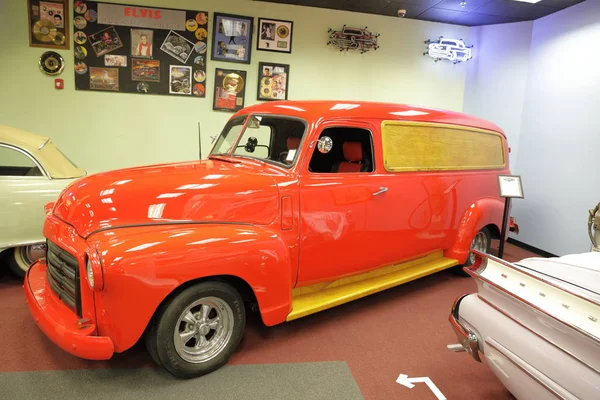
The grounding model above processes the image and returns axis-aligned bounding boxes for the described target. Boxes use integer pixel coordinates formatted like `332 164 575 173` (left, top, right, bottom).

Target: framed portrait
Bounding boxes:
131 28 154 58
28 0 70 49
211 13 253 64
257 62 289 101
257 18 293 54
213 68 246 112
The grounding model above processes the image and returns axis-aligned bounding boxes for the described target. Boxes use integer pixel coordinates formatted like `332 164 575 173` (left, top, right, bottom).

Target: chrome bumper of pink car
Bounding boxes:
449 294 481 362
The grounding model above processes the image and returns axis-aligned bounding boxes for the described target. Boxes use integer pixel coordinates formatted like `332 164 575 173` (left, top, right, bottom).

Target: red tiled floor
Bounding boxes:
0 241 534 399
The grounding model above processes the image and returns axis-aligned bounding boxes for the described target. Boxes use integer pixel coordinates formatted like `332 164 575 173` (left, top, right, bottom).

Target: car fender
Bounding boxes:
444 197 504 264
89 224 292 353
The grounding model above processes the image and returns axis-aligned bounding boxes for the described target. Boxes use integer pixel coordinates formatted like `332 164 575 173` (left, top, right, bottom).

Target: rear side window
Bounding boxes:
0 145 43 176
380 121 505 172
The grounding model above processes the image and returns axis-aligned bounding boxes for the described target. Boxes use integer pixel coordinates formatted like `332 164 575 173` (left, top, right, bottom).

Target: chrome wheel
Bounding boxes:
468 231 489 265
173 297 234 364
10 243 46 277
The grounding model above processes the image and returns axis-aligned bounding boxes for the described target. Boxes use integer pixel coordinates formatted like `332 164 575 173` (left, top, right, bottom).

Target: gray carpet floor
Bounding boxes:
0 362 364 400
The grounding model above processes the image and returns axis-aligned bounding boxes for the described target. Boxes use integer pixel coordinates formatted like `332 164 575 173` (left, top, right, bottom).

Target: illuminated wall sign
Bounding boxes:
424 36 473 64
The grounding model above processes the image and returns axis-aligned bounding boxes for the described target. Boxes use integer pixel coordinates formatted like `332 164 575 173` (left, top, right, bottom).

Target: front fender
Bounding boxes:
444 197 504 264
88 224 292 353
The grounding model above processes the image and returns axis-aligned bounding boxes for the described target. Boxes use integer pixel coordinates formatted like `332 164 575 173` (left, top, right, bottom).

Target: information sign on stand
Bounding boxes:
497 175 524 258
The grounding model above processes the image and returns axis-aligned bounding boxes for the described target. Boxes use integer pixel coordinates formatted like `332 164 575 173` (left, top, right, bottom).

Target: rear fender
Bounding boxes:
445 197 504 264
89 224 292 353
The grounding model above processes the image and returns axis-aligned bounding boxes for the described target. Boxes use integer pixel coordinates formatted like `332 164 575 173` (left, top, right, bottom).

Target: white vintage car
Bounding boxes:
449 250 600 399
0 125 86 277
427 37 472 63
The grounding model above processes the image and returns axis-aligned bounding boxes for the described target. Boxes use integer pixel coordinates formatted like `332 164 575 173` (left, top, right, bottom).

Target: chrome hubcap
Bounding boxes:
18 243 46 269
174 297 234 364
468 232 488 264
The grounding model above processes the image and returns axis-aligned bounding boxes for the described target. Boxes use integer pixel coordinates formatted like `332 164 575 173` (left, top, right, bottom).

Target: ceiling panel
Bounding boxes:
253 0 585 26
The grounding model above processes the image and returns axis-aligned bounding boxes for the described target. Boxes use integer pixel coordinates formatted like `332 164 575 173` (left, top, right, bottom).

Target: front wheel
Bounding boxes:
146 281 246 378
453 227 491 277
7 244 46 278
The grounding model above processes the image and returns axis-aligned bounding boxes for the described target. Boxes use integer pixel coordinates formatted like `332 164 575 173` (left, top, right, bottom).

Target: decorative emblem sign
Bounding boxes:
424 36 473 64
327 25 380 54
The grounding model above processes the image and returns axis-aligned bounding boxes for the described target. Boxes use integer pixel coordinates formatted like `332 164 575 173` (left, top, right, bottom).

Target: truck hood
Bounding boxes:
53 159 280 238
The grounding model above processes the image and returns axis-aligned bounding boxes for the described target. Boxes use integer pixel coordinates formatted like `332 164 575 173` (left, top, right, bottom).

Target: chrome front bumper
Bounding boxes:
448 294 481 362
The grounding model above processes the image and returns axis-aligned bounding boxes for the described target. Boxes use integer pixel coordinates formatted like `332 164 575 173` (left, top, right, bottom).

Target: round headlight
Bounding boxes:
86 258 95 289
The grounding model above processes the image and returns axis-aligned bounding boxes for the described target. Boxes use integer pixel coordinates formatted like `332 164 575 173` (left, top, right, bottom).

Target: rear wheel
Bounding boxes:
145 281 245 378
453 227 491 277
7 244 46 278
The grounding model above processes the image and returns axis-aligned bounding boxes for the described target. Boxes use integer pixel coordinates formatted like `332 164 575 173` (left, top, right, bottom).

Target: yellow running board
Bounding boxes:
287 251 458 321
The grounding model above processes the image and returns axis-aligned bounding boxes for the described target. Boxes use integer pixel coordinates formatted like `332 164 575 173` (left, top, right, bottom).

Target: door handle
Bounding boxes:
373 187 388 196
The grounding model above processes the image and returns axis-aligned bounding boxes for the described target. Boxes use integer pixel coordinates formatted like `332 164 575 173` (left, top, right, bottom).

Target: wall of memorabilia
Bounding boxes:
72 1 208 97
5 0 470 173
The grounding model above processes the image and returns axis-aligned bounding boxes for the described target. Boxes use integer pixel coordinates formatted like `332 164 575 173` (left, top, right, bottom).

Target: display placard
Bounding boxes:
498 175 524 198
73 1 208 97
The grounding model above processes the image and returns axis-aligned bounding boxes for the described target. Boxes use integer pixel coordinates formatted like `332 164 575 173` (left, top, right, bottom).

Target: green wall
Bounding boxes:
1 0 470 174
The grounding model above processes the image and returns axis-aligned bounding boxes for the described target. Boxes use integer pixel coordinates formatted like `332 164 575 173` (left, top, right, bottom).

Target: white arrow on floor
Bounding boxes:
396 374 447 400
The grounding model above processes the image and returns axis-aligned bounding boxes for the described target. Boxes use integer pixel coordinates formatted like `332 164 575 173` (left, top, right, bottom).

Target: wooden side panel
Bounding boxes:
381 121 505 172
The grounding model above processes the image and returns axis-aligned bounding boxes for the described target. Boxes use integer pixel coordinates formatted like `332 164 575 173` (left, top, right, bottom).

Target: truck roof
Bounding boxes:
234 100 505 136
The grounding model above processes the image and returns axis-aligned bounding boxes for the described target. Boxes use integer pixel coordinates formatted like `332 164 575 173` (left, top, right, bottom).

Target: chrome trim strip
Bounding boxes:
0 143 49 178
484 339 570 400
472 249 600 308
466 267 600 344
449 294 482 362
477 294 600 375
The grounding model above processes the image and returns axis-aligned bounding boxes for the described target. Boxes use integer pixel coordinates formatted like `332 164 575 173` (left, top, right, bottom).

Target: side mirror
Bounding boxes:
317 136 333 154
244 137 258 153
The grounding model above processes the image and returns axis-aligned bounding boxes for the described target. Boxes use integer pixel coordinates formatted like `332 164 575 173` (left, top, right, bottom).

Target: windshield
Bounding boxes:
210 115 307 167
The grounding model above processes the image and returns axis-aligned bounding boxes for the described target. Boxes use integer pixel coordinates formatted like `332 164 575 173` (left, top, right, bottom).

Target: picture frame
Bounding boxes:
257 18 293 54
498 175 524 199
257 62 289 101
28 0 70 49
211 12 253 64
213 68 247 112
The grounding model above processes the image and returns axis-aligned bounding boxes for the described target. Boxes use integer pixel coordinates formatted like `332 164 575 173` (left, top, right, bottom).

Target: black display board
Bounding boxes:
73 1 208 97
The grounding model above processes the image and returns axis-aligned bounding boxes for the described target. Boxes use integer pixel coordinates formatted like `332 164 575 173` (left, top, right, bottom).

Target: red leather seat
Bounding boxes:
287 137 301 150
332 142 366 173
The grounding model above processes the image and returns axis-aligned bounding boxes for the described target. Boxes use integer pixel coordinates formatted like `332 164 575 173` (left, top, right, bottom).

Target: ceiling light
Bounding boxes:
511 0 542 3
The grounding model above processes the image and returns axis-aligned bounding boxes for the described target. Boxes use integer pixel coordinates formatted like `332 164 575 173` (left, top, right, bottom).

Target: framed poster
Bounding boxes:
257 18 293 54
498 175 524 198
213 68 246 112
211 13 253 64
257 62 289 101
73 1 208 98
28 0 70 49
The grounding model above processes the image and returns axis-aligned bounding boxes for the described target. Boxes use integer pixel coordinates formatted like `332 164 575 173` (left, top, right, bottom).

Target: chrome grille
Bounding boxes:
46 241 82 316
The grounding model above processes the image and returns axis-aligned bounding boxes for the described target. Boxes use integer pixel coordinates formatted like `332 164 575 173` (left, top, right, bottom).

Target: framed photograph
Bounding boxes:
28 0 70 49
89 67 119 91
213 68 246 112
89 26 123 57
161 30 194 64
257 62 289 101
169 65 192 95
131 28 154 58
211 13 253 64
132 59 160 82
257 18 293 53
498 175 524 198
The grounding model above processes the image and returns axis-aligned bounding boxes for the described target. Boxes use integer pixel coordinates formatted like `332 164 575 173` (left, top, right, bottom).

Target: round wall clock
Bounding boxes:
39 51 65 76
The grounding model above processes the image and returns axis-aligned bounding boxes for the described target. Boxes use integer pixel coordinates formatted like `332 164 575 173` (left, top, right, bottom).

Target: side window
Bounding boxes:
308 127 374 173
0 146 42 177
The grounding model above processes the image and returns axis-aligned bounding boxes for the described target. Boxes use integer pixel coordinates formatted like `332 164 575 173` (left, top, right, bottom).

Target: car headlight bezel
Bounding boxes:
85 249 104 291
